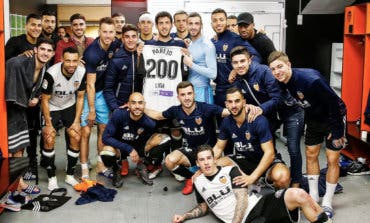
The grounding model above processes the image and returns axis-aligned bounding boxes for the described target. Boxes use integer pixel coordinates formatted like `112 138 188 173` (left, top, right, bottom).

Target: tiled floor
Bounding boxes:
1 128 369 223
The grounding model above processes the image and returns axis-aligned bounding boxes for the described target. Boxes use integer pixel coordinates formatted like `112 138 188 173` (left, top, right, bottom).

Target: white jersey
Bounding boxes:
142 45 183 111
194 166 261 223
44 63 85 111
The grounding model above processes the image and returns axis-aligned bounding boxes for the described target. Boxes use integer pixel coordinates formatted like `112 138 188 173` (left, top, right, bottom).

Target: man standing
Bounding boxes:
101 92 156 187
171 11 191 40
137 12 155 43
40 11 59 46
104 24 140 176
184 12 217 103
54 13 94 63
6 38 55 194
5 13 42 61
237 12 275 65
112 12 126 40
213 87 290 189
226 15 238 34
40 47 85 190
210 8 261 117
172 145 332 223
80 17 120 179
268 51 347 218
145 81 229 195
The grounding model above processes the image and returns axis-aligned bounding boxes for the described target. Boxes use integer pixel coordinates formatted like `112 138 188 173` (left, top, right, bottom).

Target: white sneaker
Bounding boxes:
65 175 79 186
48 176 59 191
148 165 163 180
172 172 185 182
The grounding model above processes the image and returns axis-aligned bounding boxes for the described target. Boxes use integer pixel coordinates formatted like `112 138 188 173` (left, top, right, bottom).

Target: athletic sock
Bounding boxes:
307 174 320 202
97 155 103 163
172 165 193 179
100 153 119 172
66 148 79 175
322 182 337 208
42 148 56 178
81 163 88 170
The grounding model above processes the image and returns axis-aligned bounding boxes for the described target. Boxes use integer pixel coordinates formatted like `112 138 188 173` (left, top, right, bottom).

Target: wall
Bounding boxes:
9 0 46 14
285 0 344 79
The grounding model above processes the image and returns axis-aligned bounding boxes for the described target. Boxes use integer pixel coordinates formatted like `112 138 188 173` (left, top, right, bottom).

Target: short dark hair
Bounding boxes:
226 87 244 98
99 17 114 27
267 51 290 65
155 11 173 24
112 12 125 18
230 46 251 60
227 15 237 20
26 13 41 23
36 37 55 50
173 10 188 20
176 81 194 93
188 12 202 24
69 13 86 23
196 144 214 160
41 11 56 18
62 47 78 56
122 24 138 35
211 8 227 17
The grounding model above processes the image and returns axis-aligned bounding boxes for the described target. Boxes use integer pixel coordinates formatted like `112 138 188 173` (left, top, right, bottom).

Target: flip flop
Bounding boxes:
23 170 37 181
22 184 41 194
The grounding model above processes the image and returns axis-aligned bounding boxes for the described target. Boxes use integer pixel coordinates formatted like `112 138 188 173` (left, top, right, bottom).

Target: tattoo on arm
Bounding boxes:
183 203 208 221
232 188 249 223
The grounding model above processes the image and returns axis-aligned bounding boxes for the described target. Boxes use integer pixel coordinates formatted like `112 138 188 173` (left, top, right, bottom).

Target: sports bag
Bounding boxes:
22 188 71 212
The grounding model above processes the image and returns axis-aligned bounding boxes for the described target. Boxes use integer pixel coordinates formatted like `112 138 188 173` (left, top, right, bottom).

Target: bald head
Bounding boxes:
128 92 145 119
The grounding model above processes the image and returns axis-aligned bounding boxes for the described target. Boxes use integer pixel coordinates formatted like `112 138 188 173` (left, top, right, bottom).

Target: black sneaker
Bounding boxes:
347 161 370 175
135 163 153 185
112 171 123 188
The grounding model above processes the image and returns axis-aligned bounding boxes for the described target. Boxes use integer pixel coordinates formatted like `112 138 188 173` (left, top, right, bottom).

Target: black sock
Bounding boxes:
173 165 193 179
101 155 119 172
42 148 56 178
66 148 79 175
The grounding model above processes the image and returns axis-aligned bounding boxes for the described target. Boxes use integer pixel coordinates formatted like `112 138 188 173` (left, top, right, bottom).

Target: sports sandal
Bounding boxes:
21 184 41 194
98 169 114 179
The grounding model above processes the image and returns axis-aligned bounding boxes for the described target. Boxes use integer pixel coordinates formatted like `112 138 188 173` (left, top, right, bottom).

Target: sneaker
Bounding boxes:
149 165 163 179
322 206 334 219
112 171 124 188
65 175 79 186
347 161 370 175
182 179 193 195
172 172 185 182
98 169 114 179
135 163 153 185
121 159 129 176
74 178 97 192
48 176 59 191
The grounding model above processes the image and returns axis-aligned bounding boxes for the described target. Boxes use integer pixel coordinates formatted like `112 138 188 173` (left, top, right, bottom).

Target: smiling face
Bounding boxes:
174 13 188 33
42 15 56 35
71 19 86 38
269 59 292 84
187 16 202 39
211 12 227 34
128 93 145 118
156 16 172 38
238 23 255 40
225 91 246 117
34 43 54 64
62 52 79 75
122 30 138 52
177 85 195 110
231 53 252 76
26 18 42 39
99 23 116 46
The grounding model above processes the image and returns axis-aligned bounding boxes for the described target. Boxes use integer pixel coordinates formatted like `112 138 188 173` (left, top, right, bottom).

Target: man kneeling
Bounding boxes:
172 145 331 223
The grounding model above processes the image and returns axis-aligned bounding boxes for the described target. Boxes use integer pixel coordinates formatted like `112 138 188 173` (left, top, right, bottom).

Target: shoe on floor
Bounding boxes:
135 163 153 185
65 175 79 186
112 171 124 188
48 176 59 191
21 184 41 194
98 169 114 179
121 159 129 176
182 179 193 195
149 165 163 179
74 178 97 192
172 172 185 182
322 206 334 219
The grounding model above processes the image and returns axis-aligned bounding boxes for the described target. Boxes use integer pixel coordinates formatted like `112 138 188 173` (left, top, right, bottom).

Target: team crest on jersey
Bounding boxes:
223 43 228 52
253 83 260 92
297 91 304 100
195 116 202 125
245 131 251 140
137 127 144 135
219 175 227 184
42 79 48 89
108 51 114 59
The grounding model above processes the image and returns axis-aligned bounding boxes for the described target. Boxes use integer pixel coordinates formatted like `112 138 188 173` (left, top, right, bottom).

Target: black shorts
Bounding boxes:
228 154 284 176
305 119 344 151
178 147 197 166
155 119 182 134
245 189 299 223
7 104 30 153
49 105 76 129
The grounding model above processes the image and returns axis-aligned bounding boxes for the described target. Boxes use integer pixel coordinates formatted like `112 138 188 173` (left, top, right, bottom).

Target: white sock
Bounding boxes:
322 182 337 208
97 155 103 163
307 175 320 202
81 163 88 170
